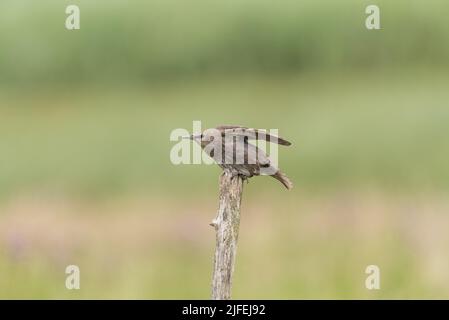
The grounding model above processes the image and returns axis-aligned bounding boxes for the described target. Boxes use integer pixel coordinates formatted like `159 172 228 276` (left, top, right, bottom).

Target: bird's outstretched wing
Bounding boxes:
217 125 291 146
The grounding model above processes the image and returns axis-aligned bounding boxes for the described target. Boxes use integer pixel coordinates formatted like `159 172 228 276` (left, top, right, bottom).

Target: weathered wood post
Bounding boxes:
210 172 244 300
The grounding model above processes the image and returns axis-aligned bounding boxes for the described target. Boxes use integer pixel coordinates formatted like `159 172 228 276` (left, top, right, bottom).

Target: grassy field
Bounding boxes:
1 70 449 298
1 69 449 197
1 0 449 85
1 192 449 299
1 0 448 299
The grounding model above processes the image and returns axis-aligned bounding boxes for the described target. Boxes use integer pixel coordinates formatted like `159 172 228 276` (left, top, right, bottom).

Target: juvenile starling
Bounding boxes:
188 125 293 190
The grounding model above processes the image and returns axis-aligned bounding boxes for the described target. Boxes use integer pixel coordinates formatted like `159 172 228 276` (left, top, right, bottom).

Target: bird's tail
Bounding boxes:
272 170 293 190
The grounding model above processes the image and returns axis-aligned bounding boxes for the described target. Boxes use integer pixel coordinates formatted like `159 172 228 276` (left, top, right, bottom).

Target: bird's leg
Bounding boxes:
231 169 239 177
241 175 250 184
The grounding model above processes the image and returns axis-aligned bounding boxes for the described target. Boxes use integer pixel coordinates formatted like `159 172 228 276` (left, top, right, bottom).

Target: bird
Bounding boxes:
186 125 293 189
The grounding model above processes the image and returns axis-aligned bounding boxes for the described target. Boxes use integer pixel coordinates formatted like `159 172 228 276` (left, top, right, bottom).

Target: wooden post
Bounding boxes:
210 172 244 300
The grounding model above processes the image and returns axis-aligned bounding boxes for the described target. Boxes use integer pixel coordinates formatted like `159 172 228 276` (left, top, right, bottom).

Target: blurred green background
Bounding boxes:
1 0 449 298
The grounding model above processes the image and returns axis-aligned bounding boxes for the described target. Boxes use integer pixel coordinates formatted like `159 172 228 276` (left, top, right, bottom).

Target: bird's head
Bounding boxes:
183 128 222 148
